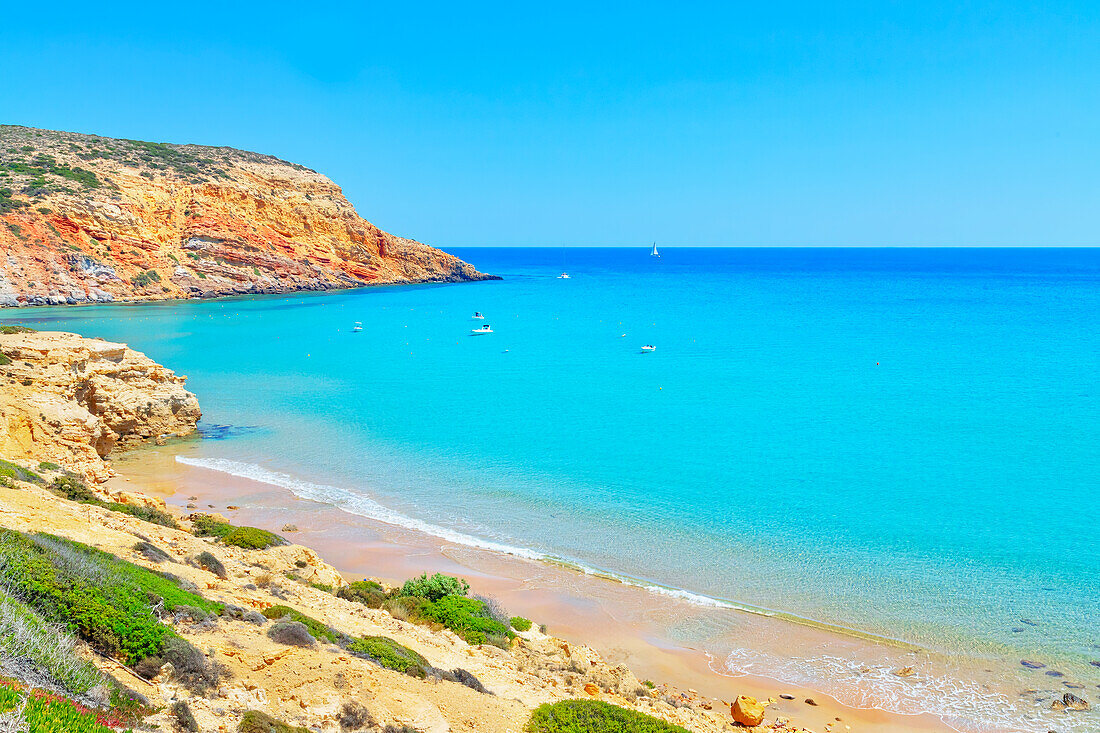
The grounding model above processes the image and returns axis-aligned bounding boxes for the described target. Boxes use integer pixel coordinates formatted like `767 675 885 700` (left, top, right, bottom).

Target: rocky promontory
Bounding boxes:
0 329 200 481
0 125 495 306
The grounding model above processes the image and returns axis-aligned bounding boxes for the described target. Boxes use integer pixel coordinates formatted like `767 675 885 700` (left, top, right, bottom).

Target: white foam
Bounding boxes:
722 648 1088 733
174 456 738 610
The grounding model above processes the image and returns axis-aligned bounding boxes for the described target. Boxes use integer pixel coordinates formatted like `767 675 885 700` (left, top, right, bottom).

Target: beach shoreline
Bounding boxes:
107 443 963 733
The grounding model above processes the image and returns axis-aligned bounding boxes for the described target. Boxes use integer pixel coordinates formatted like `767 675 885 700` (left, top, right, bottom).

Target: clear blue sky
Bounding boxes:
2 1 1097 246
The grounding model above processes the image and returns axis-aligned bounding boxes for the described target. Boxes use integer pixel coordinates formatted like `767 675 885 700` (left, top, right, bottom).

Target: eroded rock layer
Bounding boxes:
0 125 494 306
0 330 200 480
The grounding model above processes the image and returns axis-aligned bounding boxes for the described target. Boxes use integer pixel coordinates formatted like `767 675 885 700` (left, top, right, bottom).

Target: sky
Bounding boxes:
2 1 1098 246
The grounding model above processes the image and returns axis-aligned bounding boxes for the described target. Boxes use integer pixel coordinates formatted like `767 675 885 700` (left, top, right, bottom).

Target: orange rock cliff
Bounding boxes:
0 125 496 306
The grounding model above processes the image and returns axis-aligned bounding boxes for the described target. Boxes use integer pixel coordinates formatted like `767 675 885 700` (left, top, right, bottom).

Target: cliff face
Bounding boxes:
0 330 200 481
0 125 494 306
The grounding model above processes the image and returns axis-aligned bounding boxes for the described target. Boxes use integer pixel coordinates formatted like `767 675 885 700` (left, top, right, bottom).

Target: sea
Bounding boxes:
5 248 1098 731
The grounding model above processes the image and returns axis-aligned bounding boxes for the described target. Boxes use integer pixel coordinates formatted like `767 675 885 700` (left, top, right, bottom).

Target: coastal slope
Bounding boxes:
0 125 494 306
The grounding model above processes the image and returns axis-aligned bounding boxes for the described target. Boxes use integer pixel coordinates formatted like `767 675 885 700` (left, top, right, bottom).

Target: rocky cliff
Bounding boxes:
0 329 200 481
0 125 494 306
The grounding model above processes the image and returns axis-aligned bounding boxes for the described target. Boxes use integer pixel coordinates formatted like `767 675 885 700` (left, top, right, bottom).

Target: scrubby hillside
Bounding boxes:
0 125 495 306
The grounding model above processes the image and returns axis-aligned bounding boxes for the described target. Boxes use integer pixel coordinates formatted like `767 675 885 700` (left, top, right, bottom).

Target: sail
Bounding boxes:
651 242 659 256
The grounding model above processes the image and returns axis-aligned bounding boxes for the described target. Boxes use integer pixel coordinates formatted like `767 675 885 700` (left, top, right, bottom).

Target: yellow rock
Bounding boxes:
731 695 766 727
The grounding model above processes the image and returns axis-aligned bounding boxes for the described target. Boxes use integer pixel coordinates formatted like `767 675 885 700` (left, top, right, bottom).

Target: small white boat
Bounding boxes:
651 242 660 258
558 272 571 279
472 312 485 320
641 344 656 352
352 322 363 332
471 324 493 334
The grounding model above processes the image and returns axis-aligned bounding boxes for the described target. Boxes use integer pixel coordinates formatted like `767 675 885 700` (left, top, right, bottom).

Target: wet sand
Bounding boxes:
109 445 958 733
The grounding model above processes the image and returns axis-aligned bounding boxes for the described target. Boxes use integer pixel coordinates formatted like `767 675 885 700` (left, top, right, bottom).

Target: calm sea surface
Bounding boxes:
6 248 1099 730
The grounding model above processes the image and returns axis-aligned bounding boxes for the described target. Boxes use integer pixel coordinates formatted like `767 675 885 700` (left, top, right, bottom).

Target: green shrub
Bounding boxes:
191 515 284 549
172 700 199 731
266 621 315 648
510 616 532 632
337 580 387 608
0 325 35 334
0 530 220 667
48 474 95 501
222 526 284 550
36 461 60 472
134 541 170 563
0 354 10 367
191 513 235 538
346 636 429 677
0 459 43 485
525 700 691 733
102 501 180 529
131 269 161 288
260 605 345 644
398 572 469 602
382 595 428 623
48 474 179 528
238 709 309 733
196 550 227 579
419 596 513 647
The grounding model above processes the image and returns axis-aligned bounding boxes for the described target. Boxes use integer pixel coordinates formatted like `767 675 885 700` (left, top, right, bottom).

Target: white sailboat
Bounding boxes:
651 242 660 257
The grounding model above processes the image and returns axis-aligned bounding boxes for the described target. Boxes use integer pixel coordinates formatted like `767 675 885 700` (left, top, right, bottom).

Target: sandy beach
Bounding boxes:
108 443 959 733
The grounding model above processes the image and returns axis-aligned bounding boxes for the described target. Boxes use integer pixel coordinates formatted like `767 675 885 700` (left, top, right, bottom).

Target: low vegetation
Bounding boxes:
47 474 179 528
420 595 513 647
0 594 105 696
336 580 387 608
510 616 533 632
266 621 316 648
339 572 515 648
238 709 309 733
195 550 227 579
347 636 430 678
0 529 223 691
0 680 119 733
398 572 469 602
525 700 692 733
191 514 284 549
0 325 35 334
261 606 346 645
0 460 43 485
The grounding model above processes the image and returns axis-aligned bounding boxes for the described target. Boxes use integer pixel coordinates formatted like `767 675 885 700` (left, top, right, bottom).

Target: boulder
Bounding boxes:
731 695 765 726
1063 693 1089 711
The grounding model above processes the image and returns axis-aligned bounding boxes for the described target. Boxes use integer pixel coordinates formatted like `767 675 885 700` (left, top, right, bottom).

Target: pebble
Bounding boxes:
1020 618 1039 626
1090 661 1100 668
1011 627 1026 633
1021 660 1046 669
1045 670 1064 677
780 694 795 700
804 698 818 706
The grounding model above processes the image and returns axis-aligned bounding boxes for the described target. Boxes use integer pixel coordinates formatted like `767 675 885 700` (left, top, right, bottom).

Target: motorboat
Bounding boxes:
641 344 656 352
472 312 485 319
352 322 363 332
558 272 571 279
471 324 493 334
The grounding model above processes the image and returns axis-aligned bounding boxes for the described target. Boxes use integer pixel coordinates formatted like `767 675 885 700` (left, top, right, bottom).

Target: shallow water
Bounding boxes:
6 247 1099 731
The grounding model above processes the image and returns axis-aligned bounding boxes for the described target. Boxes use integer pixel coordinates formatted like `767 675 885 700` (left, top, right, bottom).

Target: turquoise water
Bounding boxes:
6 248 1099 730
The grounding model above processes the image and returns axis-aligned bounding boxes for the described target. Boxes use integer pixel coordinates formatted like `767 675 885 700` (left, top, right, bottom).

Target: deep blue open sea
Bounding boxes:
5 248 1099 731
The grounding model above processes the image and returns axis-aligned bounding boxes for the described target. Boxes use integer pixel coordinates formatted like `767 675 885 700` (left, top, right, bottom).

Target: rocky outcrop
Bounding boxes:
0 125 495 306
731 694 766 726
0 330 199 480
